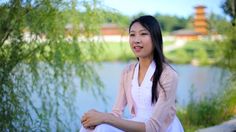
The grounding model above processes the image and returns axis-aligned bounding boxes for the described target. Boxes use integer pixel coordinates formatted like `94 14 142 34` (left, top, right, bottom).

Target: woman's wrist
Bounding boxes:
103 113 113 124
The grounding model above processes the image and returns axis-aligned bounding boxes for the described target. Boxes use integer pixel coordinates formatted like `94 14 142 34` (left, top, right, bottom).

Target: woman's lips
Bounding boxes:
133 46 143 52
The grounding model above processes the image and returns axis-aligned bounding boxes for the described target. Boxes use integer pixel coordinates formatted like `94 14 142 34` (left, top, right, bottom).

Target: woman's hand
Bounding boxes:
81 109 107 129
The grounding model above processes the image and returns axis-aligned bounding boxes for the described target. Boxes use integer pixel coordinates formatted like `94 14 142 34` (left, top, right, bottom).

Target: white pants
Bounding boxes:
80 124 123 132
80 116 184 132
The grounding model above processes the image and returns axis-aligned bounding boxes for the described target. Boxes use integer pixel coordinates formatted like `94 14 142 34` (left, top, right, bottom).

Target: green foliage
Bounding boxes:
97 42 134 61
208 13 230 34
154 13 189 32
0 0 110 131
178 85 236 132
166 48 192 64
187 98 226 126
222 0 236 25
194 47 208 65
103 11 130 29
131 12 189 32
178 1 236 130
131 12 146 20
219 0 236 86
216 26 236 73
186 41 216 65
91 41 174 62
165 40 217 65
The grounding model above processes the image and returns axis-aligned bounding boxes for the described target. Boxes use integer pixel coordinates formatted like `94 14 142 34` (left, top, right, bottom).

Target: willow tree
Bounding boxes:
0 0 110 131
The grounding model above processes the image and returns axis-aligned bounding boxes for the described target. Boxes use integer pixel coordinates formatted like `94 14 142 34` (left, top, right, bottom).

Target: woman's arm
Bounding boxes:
106 113 145 132
81 66 134 130
81 109 145 132
145 65 178 131
111 68 127 117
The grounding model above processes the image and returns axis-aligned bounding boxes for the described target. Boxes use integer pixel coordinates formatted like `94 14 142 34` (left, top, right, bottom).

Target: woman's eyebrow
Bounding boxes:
139 29 148 32
130 29 148 33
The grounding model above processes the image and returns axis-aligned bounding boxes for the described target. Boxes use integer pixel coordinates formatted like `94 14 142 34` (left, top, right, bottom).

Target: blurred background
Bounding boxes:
0 0 235 131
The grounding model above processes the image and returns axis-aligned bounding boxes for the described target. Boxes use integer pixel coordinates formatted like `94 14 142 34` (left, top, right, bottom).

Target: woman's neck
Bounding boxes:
139 58 153 70
137 58 153 86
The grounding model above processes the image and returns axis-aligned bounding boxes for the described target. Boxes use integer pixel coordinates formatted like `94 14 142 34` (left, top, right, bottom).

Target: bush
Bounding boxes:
177 85 236 132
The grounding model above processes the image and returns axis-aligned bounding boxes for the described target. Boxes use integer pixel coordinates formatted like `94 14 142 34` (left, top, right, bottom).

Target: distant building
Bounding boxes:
171 29 200 40
100 23 128 42
171 5 209 40
63 23 129 42
194 5 208 35
100 23 127 36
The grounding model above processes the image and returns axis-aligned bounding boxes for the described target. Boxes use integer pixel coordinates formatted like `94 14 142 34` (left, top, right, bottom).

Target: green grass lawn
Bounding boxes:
97 40 217 65
97 42 135 61
163 40 175 46
165 40 218 65
97 40 175 61
39 40 218 64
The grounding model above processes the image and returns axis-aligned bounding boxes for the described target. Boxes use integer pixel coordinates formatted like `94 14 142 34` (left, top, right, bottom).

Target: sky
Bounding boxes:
0 0 228 18
102 0 227 18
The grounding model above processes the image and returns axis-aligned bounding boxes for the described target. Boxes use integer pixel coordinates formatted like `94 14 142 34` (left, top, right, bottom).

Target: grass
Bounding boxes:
165 40 218 65
97 42 134 61
35 40 219 65
163 40 175 46
96 40 217 65
177 83 236 132
95 40 175 62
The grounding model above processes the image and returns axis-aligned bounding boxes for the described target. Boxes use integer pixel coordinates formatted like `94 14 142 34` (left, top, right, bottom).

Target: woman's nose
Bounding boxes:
134 37 141 43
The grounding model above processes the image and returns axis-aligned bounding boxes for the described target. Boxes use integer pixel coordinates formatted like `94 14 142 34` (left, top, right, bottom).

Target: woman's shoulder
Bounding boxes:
122 62 137 74
162 63 178 79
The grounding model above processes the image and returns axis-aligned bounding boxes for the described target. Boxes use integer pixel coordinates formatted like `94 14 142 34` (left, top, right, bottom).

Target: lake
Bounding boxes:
25 61 229 130
74 62 229 128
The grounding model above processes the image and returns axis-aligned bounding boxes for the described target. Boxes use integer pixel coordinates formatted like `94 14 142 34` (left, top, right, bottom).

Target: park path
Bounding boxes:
163 39 187 52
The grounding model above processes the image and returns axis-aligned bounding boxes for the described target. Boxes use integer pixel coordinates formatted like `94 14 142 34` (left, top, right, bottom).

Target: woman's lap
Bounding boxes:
80 124 124 132
167 116 184 132
80 116 184 132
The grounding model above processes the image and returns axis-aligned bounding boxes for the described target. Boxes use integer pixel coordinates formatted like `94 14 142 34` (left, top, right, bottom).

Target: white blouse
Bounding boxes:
131 61 156 122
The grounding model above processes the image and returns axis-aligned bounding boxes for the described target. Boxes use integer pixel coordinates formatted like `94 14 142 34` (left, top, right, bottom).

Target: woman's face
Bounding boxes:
129 22 154 60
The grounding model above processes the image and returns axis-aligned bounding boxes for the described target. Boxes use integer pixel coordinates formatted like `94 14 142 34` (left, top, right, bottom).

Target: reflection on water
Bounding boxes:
75 62 230 124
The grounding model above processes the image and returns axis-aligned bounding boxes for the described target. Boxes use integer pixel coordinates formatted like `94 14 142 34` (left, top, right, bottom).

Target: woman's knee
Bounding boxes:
94 124 123 132
79 125 94 132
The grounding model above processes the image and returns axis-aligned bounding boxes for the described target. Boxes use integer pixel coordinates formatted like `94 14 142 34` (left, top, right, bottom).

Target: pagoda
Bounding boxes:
193 5 208 35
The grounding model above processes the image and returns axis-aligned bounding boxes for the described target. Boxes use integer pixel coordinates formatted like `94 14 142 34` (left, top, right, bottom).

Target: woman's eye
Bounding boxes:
141 33 148 35
129 34 135 37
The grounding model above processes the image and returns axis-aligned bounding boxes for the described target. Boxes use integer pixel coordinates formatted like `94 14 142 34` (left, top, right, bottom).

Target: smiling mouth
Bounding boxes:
133 46 143 52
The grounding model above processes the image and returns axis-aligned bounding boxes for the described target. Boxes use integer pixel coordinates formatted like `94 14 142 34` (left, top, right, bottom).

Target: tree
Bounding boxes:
208 13 230 34
222 0 236 25
217 0 236 121
219 0 236 72
154 13 189 32
0 0 108 131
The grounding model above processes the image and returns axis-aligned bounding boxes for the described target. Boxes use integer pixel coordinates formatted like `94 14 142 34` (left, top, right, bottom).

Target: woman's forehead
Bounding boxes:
130 22 148 32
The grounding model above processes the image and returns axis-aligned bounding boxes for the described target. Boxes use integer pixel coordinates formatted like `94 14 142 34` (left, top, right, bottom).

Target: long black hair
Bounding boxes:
129 15 166 104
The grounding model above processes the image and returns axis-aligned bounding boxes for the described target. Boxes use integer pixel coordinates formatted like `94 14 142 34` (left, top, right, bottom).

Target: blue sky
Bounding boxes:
102 0 227 18
0 0 227 18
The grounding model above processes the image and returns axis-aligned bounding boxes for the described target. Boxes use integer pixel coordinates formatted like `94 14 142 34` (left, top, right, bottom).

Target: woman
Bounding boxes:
80 15 184 132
